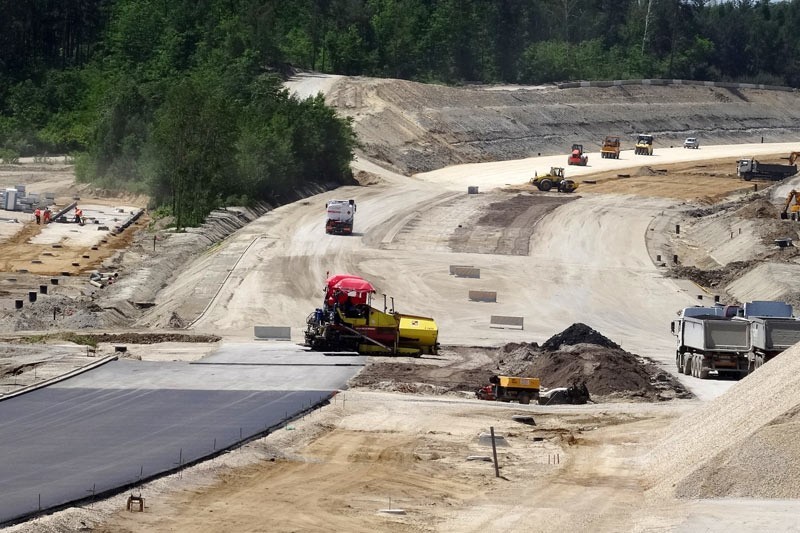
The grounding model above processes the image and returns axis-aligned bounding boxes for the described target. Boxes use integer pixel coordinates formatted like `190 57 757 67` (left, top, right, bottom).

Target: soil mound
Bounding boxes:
735 197 778 219
541 323 620 351
498 342 686 400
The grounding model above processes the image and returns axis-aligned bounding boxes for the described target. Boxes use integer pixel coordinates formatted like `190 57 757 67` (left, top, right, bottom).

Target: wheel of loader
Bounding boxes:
538 179 553 192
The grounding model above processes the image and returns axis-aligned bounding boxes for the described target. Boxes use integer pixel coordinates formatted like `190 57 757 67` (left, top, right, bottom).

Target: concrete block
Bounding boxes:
453 267 480 279
449 264 474 275
254 325 291 341
478 432 509 447
469 290 497 302
490 315 524 329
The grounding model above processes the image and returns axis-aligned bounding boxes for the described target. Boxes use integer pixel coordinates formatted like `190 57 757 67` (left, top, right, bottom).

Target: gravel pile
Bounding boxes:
645 342 800 498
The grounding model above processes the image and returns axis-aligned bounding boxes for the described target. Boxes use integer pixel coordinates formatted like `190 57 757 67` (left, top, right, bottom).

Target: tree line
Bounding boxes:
0 0 798 225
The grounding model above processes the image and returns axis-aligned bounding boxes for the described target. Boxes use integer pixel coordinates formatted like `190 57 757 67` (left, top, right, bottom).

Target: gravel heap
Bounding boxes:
645 342 800 498
498 323 689 401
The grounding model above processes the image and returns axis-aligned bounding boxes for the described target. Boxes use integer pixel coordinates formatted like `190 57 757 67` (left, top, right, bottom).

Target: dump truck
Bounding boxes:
634 134 654 155
742 301 800 372
325 199 356 234
737 158 798 181
304 273 439 356
530 167 578 193
475 375 540 405
600 136 621 159
567 144 588 166
672 306 750 379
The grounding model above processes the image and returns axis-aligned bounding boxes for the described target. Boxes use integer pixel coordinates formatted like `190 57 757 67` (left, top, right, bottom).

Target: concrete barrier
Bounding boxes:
254 326 291 341
490 315 524 329
453 267 480 279
449 264 474 275
469 290 497 302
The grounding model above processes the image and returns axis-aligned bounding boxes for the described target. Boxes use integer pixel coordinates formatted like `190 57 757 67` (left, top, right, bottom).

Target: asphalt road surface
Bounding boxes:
0 344 364 525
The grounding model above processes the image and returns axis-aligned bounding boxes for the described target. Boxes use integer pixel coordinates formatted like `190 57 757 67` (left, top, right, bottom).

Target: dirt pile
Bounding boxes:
646 342 800 499
541 322 621 351
497 325 689 401
735 197 779 219
351 324 690 402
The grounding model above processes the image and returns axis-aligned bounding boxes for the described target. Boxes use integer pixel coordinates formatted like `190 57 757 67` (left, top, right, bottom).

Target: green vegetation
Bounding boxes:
1 0 799 225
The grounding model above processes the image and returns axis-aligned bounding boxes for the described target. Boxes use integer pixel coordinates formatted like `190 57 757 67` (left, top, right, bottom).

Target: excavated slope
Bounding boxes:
326 78 800 174
645 342 800 498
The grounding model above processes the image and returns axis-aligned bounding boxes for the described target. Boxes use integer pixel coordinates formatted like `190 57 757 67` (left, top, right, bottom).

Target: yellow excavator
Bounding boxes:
780 190 800 220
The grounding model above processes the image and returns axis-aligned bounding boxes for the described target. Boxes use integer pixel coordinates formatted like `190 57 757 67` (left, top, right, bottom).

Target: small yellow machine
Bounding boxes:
635 134 654 155
475 375 540 404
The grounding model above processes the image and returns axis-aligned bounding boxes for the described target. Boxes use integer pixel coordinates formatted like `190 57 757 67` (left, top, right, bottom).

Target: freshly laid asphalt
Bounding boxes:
0 343 365 525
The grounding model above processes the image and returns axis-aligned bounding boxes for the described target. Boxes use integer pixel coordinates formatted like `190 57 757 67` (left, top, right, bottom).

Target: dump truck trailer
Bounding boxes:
737 158 798 181
672 311 750 379
748 317 800 371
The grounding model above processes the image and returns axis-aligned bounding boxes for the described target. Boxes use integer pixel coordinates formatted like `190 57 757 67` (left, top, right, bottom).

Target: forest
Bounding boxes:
0 0 798 225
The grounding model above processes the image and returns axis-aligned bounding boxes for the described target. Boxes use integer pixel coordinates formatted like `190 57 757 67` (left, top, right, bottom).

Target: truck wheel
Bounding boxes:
682 355 692 375
519 393 531 405
676 353 682 371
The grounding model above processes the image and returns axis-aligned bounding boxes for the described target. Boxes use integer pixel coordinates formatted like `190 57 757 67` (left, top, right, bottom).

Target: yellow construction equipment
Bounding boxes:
530 167 578 193
304 274 439 356
635 134 654 155
600 135 621 159
780 190 800 220
475 375 541 404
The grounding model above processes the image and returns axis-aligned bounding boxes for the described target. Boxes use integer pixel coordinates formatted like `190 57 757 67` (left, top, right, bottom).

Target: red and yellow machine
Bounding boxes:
567 144 588 166
304 274 439 356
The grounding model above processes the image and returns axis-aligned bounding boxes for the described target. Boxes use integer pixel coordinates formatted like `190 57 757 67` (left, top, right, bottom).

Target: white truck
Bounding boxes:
742 301 800 372
736 158 797 181
325 199 356 235
672 306 750 379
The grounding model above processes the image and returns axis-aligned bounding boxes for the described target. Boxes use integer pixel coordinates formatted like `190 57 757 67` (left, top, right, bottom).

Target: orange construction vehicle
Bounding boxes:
600 136 621 159
567 144 588 166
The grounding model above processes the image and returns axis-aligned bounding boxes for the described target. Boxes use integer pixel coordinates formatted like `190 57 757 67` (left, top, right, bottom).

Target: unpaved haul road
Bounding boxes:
181 135 799 401
183 144 800 398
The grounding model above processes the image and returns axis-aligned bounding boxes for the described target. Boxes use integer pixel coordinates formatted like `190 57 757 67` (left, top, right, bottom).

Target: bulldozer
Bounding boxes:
780 190 800 220
530 167 578 193
567 144 588 166
634 134 654 156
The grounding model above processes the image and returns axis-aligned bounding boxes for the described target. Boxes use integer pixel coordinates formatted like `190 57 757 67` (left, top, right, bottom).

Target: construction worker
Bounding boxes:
34 207 41 224
43 208 51 224
74 207 83 224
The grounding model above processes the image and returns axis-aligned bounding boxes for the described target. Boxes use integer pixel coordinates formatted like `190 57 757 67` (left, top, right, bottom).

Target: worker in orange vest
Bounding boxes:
43 208 51 224
34 208 41 224
74 207 83 224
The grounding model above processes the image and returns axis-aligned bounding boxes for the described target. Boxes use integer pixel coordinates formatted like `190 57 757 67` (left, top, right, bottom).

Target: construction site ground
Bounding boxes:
3 76 800 531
